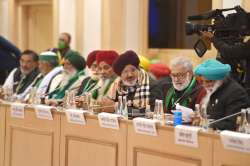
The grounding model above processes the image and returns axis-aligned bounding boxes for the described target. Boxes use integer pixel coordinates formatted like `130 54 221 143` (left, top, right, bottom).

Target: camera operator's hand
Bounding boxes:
200 31 214 41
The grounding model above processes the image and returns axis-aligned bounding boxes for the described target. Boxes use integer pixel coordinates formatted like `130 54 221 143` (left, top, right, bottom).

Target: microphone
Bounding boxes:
76 86 101 97
207 109 249 127
43 84 82 98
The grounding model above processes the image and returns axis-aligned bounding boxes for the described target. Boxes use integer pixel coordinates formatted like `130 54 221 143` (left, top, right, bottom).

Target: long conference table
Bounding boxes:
0 102 249 166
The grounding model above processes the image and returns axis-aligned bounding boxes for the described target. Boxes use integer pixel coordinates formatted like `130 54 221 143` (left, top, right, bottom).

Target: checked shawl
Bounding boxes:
109 69 150 109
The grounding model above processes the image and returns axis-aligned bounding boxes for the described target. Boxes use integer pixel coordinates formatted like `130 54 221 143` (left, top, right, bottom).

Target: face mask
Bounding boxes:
58 41 67 49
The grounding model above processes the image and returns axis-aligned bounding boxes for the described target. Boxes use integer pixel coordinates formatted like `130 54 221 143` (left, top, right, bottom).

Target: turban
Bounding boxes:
113 50 140 76
96 50 119 66
86 50 99 68
138 55 150 71
39 51 59 67
194 59 231 80
149 63 171 78
64 51 86 71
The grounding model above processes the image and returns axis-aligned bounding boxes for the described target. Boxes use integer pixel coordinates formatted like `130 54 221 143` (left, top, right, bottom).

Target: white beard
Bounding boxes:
201 80 223 107
89 71 99 80
205 80 223 93
60 71 72 87
122 79 137 87
66 68 77 76
173 76 191 91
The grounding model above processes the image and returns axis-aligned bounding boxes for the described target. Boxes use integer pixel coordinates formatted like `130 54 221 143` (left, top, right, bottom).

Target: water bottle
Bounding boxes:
153 99 165 125
122 96 129 119
200 104 209 130
174 110 182 126
115 96 123 115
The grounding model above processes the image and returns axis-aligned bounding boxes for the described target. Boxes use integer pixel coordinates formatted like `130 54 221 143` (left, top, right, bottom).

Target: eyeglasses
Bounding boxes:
170 71 188 79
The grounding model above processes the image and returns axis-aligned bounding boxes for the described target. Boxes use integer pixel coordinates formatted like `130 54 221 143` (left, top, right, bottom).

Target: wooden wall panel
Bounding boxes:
213 137 250 166
127 123 213 166
4 106 60 166
60 114 127 166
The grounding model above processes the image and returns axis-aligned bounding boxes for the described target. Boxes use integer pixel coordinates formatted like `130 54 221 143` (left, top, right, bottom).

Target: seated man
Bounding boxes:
162 56 205 113
3 50 40 100
108 50 161 117
195 59 250 131
76 50 100 96
92 50 119 100
35 51 62 96
48 50 86 101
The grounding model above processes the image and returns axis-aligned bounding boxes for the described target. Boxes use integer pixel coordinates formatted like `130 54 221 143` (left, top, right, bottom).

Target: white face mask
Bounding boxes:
172 73 191 91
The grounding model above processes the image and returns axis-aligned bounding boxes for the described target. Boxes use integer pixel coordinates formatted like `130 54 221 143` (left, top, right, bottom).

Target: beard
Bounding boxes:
60 70 75 87
65 68 77 76
205 80 223 93
122 78 138 87
173 76 191 91
89 71 99 80
20 68 32 75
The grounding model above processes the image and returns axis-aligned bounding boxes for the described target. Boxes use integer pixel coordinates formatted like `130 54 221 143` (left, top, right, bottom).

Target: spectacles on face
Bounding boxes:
170 71 189 80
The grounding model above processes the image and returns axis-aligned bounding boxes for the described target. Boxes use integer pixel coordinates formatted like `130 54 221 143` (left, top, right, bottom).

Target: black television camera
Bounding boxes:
186 6 250 57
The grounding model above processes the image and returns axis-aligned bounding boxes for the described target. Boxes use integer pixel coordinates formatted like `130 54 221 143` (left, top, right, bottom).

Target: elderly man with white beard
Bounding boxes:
195 59 250 131
162 56 205 113
47 51 86 104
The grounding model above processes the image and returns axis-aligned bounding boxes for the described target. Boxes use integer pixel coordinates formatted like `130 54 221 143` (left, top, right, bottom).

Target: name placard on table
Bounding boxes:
220 130 250 153
175 125 201 148
65 109 86 125
34 105 53 120
133 117 158 136
10 103 26 119
98 112 120 130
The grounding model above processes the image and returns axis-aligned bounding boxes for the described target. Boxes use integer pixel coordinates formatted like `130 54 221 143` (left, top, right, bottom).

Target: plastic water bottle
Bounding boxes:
174 110 182 126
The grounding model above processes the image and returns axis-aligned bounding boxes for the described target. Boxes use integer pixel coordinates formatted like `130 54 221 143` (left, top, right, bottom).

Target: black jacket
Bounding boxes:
0 36 21 84
207 77 250 131
212 37 250 95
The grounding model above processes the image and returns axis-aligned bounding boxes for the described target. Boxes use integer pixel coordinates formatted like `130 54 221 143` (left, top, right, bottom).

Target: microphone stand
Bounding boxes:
206 109 249 132
208 111 245 126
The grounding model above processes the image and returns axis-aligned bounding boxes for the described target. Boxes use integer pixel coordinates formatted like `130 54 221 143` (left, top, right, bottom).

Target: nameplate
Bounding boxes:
65 109 86 125
98 112 120 130
34 105 53 120
175 125 201 148
220 130 250 153
133 117 158 136
10 103 26 119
